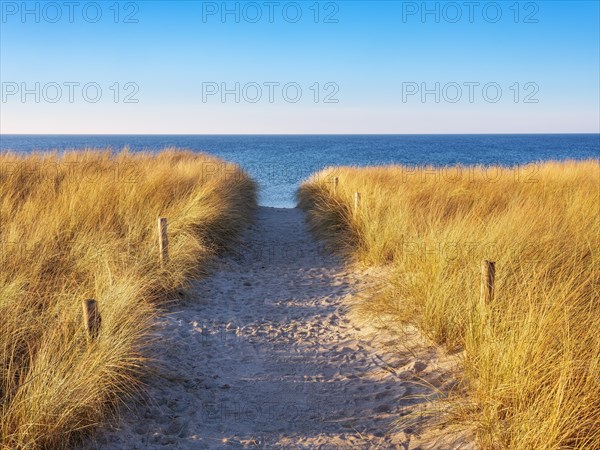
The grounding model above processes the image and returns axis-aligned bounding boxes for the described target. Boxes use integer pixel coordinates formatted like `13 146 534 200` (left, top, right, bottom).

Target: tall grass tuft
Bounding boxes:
0 149 257 448
298 161 600 449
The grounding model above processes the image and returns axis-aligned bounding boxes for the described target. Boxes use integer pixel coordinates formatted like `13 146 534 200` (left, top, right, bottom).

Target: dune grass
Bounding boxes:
298 160 600 449
0 149 256 449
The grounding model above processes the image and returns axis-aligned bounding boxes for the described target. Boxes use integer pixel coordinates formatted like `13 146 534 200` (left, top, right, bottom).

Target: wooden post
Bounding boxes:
480 260 496 304
158 217 169 266
354 192 361 210
82 299 101 341
333 177 339 194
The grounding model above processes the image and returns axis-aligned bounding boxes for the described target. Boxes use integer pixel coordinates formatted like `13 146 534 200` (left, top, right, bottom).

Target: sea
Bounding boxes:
1 134 598 208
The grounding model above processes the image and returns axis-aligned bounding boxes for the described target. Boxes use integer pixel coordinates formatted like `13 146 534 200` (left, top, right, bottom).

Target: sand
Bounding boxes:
90 207 473 449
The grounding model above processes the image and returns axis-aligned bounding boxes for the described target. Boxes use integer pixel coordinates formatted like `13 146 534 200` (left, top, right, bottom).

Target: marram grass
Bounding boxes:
298 160 600 449
0 149 257 449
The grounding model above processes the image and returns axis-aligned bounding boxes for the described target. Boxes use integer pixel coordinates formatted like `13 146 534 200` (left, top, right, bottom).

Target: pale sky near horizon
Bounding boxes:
0 0 599 134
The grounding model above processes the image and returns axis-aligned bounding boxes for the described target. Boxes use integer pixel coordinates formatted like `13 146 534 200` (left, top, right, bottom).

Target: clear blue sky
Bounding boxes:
1 0 598 133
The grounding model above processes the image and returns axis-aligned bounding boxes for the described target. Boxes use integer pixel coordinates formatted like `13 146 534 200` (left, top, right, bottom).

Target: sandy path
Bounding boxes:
92 207 470 449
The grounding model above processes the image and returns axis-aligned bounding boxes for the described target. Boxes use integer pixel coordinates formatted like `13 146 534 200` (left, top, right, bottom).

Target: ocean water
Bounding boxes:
1 134 598 208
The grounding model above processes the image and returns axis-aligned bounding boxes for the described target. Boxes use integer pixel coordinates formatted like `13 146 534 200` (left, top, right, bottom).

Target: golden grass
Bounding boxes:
0 149 256 449
298 160 600 449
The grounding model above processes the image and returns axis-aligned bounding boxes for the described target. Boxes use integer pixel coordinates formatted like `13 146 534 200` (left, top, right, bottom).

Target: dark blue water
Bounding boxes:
1 134 598 207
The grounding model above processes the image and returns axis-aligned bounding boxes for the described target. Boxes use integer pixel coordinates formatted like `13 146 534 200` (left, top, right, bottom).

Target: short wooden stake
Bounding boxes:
333 177 339 194
354 192 361 210
480 260 496 304
82 299 101 341
158 217 169 266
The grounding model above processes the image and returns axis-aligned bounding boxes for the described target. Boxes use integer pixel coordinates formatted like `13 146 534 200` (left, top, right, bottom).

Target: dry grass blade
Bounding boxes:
298 160 600 449
0 149 257 449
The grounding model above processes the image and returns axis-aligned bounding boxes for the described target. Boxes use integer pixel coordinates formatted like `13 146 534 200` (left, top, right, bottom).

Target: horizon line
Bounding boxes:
1 132 599 137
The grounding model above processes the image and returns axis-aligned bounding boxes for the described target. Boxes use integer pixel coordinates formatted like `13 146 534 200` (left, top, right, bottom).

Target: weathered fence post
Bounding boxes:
82 299 101 341
354 192 361 211
333 177 339 194
480 260 496 304
158 217 169 266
